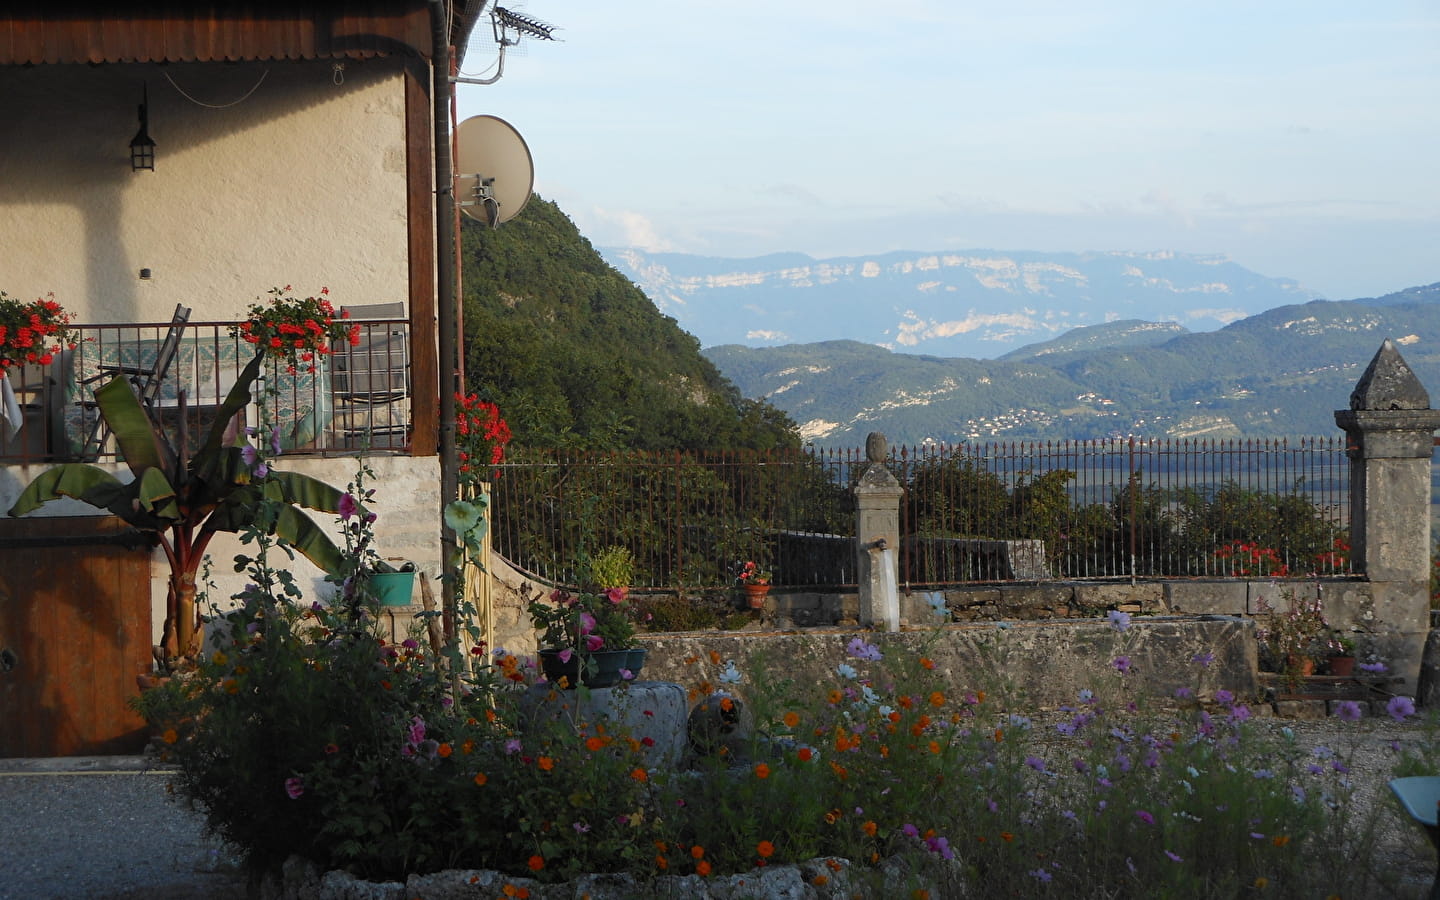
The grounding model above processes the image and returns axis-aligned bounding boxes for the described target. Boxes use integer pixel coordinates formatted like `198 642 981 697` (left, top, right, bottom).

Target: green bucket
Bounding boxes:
365 571 416 607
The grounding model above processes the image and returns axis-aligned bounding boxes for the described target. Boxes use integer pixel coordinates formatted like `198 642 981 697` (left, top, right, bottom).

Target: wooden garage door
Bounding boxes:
0 516 153 757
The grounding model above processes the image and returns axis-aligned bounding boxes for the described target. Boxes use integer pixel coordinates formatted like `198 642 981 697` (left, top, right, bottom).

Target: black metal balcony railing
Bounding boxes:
0 319 412 464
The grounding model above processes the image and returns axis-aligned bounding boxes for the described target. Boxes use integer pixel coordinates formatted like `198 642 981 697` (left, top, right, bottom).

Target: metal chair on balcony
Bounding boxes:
331 302 410 449
79 303 191 458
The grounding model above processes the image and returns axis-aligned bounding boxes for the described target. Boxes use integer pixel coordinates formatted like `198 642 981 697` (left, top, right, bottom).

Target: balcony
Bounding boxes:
0 318 413 464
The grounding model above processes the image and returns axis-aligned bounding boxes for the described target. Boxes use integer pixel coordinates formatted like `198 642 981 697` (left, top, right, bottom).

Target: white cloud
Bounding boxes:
746 329 788 341
591 208 675 253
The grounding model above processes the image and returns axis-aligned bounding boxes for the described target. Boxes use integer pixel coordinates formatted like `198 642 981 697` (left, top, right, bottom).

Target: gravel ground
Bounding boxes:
2 716 1439 899
0 758 245 900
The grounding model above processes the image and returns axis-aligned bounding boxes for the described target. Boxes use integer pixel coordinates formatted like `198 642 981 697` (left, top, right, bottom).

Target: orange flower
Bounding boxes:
824 808 842 824
438 742 453 758
862 820 878 837
462 739 475 755
1272 835 1291 847
1000 831 1014 842
756 840 775 858
928 740 941 755
797 747 814 762
783 711 801 728
754 763 770 779
696 860 712 877
586 737 606 752
630 767 648 782
473 772 488 786
812 874 828 886
537 756 554 771
162 728 178 745
919 657 935 670
691 845 706 859
485 708 498 723
929 691 945 708
828 689 843 705
993 728 1004 743
709 650 722 665
655 855 668 870
527 855 544 872
720 697 734 712
912 891 930 900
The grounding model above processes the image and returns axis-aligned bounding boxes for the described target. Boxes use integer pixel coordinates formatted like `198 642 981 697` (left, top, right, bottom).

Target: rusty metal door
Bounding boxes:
0 516 153 757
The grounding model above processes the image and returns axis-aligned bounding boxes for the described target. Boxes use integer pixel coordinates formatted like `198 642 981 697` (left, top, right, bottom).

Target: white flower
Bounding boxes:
718 660 742 684
837 663 858 679
927 595 948 616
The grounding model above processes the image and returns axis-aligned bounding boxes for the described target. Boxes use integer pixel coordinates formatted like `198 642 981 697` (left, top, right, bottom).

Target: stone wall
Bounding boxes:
635 616 1258 710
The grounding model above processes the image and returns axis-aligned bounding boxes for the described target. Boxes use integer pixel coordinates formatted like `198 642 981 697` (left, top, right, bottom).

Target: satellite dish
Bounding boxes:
455 114 534 227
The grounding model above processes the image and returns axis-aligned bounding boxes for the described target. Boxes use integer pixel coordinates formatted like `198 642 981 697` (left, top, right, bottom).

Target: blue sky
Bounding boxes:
455 1 1439 300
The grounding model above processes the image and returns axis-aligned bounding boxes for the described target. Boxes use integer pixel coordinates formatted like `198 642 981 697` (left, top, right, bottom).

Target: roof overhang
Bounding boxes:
0 1 487 66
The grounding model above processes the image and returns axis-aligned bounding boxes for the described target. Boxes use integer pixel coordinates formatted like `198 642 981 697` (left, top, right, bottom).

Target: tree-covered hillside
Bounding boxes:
459 198 797 450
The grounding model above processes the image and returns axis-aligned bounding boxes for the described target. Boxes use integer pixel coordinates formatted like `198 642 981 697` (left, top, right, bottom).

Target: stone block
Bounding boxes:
519 681 688 768
1272 699 1328 720
1075 582 1164 614
1164 581 1247 616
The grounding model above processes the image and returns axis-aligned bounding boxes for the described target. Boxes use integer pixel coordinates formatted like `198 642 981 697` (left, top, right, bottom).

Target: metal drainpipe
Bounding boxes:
431 0 460 645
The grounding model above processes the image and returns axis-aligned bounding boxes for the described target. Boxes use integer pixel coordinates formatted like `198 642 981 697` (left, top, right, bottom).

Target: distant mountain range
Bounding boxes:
602 247 1320 360
700 284 1440 447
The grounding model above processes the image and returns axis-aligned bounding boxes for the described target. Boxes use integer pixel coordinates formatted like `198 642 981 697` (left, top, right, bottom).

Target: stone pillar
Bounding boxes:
855 432 903 627
1334 339 1440 692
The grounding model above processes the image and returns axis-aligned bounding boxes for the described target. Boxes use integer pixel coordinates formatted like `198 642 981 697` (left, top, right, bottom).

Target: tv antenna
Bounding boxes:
455 114 534 227
455 5 557 86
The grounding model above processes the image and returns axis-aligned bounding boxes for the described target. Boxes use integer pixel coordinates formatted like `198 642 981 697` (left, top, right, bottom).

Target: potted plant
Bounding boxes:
1325 631 1357 676
234 285 359 375
1254 587 1328 686
8 345 352 670
0 291 76 371
737 559 772 609
528 580 643 688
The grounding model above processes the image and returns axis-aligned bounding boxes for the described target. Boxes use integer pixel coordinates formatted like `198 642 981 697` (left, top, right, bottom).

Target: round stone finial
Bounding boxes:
865 432 888 463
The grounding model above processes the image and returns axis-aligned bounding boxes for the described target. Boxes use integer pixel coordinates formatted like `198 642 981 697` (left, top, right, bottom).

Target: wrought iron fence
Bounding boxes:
490 437 1353 591
0 318 412 463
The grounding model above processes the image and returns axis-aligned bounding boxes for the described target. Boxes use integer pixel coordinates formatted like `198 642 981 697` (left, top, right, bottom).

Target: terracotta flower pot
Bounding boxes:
742 583 770 609
1328 655 1356 677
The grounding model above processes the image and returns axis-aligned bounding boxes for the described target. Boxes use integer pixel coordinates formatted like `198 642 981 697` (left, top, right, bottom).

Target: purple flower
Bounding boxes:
1135 809 1155 825
269 425 284 455
1230 705 1251 722
241 444 258 466
284 776 304 800
338 493 359 521
504 738 522 755
585 634 604 652
557 648 573 664
1214 689 1233 705
578 612 597 635
1388 696 1416 721
1359 661 1388 673
1192 651 1215 667
572 822 591 834
846 637 883 661
1174 687 1193 699
902 823 919 838
1112 656 1132 675
1025 755 1046 772
401 638 418 650
407 716 426 745
1108 610 1131 632
620 668 634 681
1165 850 1183 863
254 462 268 478
1030 868 1053 883
1335 700 1362 722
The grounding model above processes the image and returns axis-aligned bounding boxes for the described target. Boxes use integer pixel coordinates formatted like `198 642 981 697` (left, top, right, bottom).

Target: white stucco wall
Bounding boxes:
0 59 412 322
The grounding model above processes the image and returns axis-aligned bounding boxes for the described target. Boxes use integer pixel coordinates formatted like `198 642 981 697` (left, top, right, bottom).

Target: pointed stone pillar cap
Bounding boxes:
1350 339 1430 411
